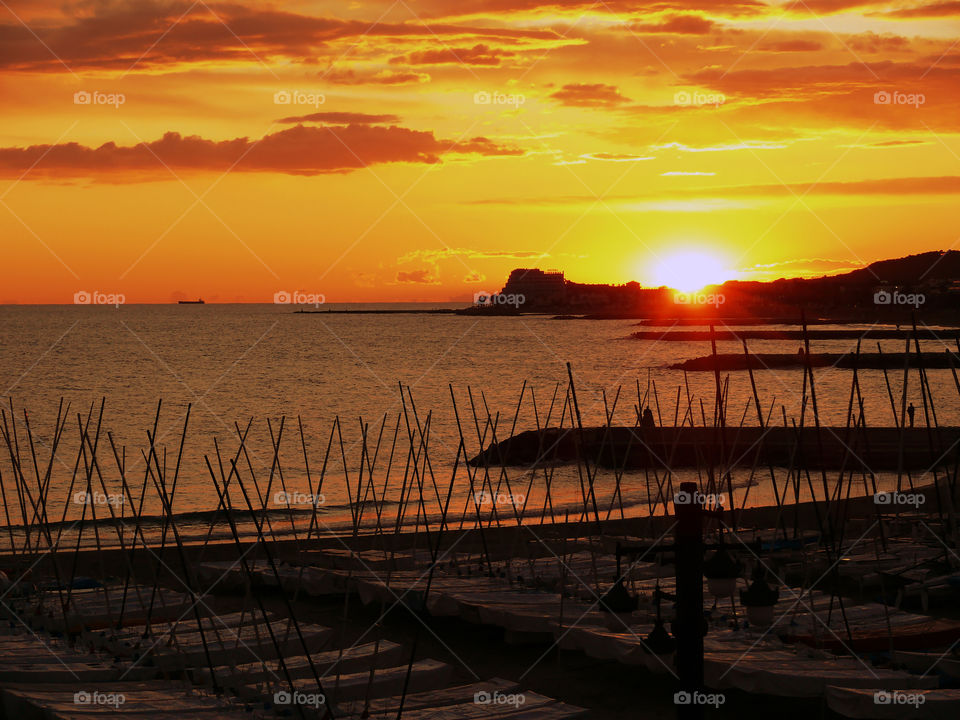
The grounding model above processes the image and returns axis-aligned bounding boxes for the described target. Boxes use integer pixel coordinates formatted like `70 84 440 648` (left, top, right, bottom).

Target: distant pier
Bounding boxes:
671 351 960 371
469 425 960 471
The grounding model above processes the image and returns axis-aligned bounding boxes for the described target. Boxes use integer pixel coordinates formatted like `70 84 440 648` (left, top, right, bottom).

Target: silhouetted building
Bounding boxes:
496 269 664 313
499 269 566 308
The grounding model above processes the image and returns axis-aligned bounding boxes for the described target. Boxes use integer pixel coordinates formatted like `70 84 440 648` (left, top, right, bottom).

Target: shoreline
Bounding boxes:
1 478 945 567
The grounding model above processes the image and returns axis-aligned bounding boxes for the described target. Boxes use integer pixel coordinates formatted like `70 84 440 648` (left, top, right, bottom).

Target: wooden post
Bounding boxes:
675 480 704 720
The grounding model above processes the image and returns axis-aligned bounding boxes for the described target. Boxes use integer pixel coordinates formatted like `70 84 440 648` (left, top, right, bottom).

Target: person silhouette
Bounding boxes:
907 403 916 428
641 407 656 429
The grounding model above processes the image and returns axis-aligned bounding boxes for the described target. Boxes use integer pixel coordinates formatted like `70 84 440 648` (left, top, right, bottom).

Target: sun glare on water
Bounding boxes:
651 250 735 293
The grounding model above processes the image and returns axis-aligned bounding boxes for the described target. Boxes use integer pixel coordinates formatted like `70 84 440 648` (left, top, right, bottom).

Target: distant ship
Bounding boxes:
178 298 205 304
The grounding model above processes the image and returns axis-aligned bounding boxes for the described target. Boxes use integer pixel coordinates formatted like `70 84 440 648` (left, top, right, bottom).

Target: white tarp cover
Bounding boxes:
826 686 960 719
278 658 453 704
336 679 522 716
706 652 939 697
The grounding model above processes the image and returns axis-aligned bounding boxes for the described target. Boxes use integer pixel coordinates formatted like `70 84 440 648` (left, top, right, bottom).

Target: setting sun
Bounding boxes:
651 250 735 293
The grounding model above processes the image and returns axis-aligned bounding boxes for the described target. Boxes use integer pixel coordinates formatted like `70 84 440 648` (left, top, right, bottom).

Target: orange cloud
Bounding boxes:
396 269 440 284
550 83 629 107
468 175 960 206
276 112 402 124
675 59 960 133
584 152 655 161
847 33 911 53
391 43 512 66
407 0 769 20
0 2 560 72
631 14 716 34
723 176 960 197
399 248 549 263
876 1 960 17
783 0 885 13
322 68 430 84
759 39 823 52
0 124 522 179
453 136 525 156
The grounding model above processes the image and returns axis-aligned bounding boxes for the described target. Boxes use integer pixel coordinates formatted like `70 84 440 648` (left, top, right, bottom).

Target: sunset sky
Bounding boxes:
2 0 959 303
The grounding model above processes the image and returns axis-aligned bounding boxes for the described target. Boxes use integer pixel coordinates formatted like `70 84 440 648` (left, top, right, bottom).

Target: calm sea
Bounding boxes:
0 304 955 545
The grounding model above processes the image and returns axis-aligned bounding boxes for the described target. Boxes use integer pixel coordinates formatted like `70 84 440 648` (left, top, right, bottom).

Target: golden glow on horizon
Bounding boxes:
651 250 736 293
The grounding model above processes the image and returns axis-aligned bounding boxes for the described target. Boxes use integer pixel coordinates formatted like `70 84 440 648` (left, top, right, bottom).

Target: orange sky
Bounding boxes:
1 0 959 303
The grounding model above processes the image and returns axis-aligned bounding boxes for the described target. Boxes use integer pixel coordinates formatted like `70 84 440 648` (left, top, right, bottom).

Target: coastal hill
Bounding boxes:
462 251 960 322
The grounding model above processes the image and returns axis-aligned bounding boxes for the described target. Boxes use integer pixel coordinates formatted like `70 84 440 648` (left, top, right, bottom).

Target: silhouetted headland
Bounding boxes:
467 250 960 323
